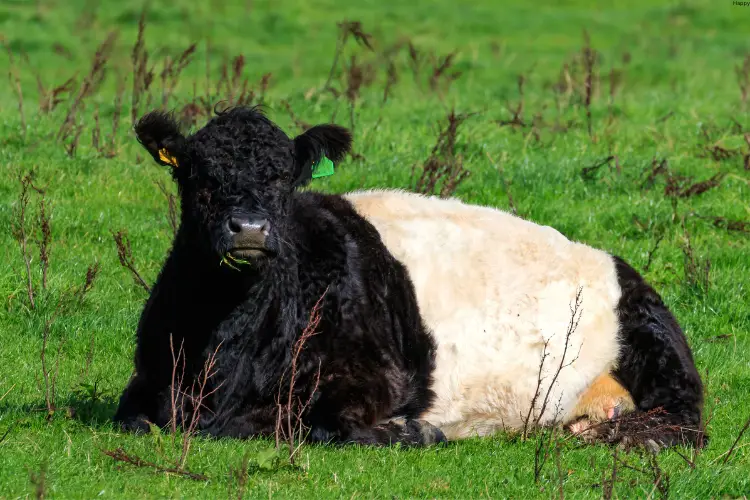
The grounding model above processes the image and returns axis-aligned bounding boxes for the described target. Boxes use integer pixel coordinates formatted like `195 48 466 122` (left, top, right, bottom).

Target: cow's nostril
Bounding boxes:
228 217 245 235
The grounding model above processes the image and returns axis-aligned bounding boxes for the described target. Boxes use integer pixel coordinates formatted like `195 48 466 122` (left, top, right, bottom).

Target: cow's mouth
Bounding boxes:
221 248 270 270
229 247 267 259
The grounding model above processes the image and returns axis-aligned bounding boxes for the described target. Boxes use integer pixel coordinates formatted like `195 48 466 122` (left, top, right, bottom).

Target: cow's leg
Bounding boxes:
300 371 445 447
571 372 636 422
114 256 185 433
601 256 706 449
113 373 161 433
309 418 446 447
198 405 277 439
197 402 446 447
567 372 636 438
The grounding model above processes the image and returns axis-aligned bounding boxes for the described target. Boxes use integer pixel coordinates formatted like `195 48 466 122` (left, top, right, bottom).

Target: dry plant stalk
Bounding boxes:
77 263 101 303
599 446 671 499
408 41 422 80
322 21 373 94
58 31 118 144
643 231 666 273
11 170 42 309
102 336 220 482
497 75 528 129
222 56 270 108
522 288 583 440
43 77 77 114
92 105 101 153
698 123 743 162
736 54 750 109
113 231 151 293
516 290 583 484
168 335 224 469
382 59 398 105
191 53 271 121
580 156 615 181
29 463 47 500
581 30 597 140
342 55 375 131
429 51 460 93
485 151 519 216
648 453 670 499
681 221 711 292
695 214 750 234
704 143 740 162
551 61 575 131
41 301 68 417
571 405 705 452
79 331 97 384
37 194 52 290
131 9 154 124
63 124 84 157
533 408 565 483
3 42 27 135
0 423 14 445
608 68 622 123
666 173 725 199
155 180 179 237
107 80 124 157
160 44 197 108
227 453 252 499
641 157 669 190
274 290 327 466
101 447 208 481
280 99 312 132
722 413 750 465
601 447 618 499
93 79 124 158
413 111 472 198
23 47 77 115
41 263 99 417
554 441 565 500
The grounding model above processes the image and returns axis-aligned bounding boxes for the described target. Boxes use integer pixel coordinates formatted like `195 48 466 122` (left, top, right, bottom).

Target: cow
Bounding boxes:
113 106 705 450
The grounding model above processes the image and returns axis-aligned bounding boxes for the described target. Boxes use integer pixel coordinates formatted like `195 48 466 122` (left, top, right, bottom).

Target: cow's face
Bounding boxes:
134 106 351 265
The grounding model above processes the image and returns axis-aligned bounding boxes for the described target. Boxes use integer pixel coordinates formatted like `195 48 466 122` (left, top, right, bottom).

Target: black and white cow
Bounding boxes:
114 106 705 449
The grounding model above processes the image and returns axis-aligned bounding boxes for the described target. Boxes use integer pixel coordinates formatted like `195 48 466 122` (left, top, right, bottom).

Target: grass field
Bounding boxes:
1 0 750 497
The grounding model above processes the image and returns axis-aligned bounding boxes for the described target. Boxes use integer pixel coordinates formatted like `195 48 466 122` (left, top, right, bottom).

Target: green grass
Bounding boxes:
1 0 749 497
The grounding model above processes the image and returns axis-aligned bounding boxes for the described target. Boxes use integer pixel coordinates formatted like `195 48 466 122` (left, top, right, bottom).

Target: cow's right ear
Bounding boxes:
134 111 186 169
292 124 352 187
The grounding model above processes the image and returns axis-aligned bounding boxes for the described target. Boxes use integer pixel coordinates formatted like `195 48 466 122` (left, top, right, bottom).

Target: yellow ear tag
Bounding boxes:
158 148 178 167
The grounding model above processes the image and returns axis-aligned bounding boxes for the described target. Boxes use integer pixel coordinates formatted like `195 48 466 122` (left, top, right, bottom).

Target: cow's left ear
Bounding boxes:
292 124 352 187
134 111 186 169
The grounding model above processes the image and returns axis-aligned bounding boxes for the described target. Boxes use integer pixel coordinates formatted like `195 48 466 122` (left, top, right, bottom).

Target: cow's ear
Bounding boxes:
292 124 352 187
134 111 186 169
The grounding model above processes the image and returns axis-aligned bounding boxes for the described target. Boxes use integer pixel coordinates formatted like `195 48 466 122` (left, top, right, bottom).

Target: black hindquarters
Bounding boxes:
610 256 706 448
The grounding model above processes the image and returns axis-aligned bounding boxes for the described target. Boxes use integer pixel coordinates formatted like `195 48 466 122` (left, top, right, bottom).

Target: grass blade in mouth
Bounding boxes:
220 253 252 271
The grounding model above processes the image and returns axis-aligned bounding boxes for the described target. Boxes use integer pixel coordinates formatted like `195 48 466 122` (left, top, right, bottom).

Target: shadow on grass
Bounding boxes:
65 393 119 426
0 394 119 429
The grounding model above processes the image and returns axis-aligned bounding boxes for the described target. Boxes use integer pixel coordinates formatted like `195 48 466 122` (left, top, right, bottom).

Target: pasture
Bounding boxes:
1 0 749 497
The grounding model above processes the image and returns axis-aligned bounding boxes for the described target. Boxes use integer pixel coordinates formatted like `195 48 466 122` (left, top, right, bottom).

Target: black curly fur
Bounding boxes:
611 256 706 448
113 106 440 447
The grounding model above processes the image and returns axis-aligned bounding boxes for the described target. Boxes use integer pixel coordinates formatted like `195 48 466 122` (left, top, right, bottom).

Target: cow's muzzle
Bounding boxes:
225 215 271 259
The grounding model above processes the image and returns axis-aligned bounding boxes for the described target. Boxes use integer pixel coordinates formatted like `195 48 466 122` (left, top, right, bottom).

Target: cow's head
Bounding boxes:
134 106 351 265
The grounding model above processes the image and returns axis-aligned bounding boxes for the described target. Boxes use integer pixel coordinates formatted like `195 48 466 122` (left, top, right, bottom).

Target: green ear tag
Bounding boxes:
311 156 335 179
